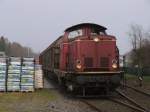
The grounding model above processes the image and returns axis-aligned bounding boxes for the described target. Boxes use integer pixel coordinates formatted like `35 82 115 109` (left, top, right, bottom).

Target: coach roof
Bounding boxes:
65 23 107 32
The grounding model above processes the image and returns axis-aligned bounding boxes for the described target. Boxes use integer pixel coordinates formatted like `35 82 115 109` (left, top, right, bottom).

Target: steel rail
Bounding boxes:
80 100 104 112
109 98 146 112
125 84 150 97
116 89 149 112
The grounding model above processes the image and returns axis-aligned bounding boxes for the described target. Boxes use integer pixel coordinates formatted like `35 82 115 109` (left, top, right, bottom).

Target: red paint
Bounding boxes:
40 23 120 75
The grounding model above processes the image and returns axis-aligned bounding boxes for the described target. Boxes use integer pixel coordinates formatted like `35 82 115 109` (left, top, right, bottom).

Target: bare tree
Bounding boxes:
128 24 144 50
128 24 144 67
128 24 150 68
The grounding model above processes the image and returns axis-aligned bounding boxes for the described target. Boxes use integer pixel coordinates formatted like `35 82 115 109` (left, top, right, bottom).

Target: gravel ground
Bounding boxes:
0 76 98 112
122 87 150 110
0 89 98 112
47 98 98 112
44 77 57 89
85 99 133 112
126 75 150 93
85 74 150 112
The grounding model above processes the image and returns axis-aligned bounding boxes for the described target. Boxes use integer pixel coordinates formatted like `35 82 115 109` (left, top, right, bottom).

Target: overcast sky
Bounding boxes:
0 0 150 54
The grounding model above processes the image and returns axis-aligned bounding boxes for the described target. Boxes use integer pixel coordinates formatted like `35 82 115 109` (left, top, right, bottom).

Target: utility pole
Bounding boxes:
27 47 30 57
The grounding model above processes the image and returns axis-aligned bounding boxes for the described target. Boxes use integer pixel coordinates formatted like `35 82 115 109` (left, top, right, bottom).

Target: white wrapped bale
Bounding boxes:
9 57 21 66
0 58 7 63
0 81 6 86
0 74 6 81
21 75 33 78
0 65 7 71
10 57 21 62
23 58 34 62
7 81 20 86
22 66 34 70
10 62 21 66
8 65 21 70
7 57 21 91
8 69 21 74
7 81 20 91
21 69 34 75
7 86 20 91
21 58 35 92
21 78 34 86
35 65 43 89
0 58 7 91
0 86 6 91
7 74 20 82
21 85 34 92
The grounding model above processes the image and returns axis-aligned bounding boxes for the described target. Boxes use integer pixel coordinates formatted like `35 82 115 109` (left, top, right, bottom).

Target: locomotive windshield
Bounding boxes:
91 27 106 35
68 29 82 39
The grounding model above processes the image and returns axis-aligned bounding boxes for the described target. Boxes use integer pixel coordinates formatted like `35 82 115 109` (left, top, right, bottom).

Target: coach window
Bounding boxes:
68 29 82 39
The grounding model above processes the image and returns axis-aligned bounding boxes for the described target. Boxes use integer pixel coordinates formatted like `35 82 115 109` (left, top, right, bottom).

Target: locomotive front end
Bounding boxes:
74 36 119 72
64 23 123 96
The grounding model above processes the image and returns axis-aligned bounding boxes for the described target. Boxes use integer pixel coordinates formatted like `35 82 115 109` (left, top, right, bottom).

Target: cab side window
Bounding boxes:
68 29 82 39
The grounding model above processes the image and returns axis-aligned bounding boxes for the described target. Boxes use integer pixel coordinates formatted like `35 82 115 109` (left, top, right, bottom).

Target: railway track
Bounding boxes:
66 90 149 112
80 87 149 112
110 89 150 112
60 88 149 112
45 77 150 112
121 84 150 110
81 97 143 112
80 100 104 112
109 98 146 112
124 84 150 97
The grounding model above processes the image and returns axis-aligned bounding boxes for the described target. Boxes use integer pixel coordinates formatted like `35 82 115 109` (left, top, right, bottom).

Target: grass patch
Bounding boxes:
0 89 57 102
125 74 137 79
125 74 150 82
0 89 58 112
143 76 150 82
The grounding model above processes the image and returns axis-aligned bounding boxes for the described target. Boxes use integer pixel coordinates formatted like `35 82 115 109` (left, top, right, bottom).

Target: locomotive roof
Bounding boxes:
65 23 107 32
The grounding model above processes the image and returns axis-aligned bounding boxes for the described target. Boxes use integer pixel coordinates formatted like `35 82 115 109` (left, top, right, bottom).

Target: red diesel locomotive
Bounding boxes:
40 23 123 96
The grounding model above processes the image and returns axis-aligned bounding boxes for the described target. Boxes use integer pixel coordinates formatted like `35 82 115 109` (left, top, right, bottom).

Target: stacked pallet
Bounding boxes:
35 65 43 89
0 57 43 92
0 58 7 91
7 57 21 91
21 58 35 92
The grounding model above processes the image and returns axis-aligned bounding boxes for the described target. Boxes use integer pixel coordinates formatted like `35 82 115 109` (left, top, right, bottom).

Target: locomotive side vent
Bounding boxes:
84 57 93 68
100 57 109 68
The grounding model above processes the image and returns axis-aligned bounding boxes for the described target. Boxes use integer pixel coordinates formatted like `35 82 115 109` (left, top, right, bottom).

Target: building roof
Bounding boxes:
65 23 107 32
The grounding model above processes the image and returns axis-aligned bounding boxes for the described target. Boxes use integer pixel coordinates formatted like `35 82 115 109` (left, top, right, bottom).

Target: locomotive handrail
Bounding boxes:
74 71 124 74
54 69 124 74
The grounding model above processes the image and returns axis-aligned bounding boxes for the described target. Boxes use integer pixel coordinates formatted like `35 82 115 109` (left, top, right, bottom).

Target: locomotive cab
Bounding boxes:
66 23 107 41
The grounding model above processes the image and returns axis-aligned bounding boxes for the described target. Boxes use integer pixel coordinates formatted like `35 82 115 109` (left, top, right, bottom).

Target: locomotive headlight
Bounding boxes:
112 63 117 69
76 60 82 69
76 64 82 69
93 37 99 42
112 59 118 69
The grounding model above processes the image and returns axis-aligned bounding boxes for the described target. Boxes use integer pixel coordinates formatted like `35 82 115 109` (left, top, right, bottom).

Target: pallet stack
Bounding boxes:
21 58 35 92
35 65 44 89
0 58 7 91
0 57 43 92
7 57 21 91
